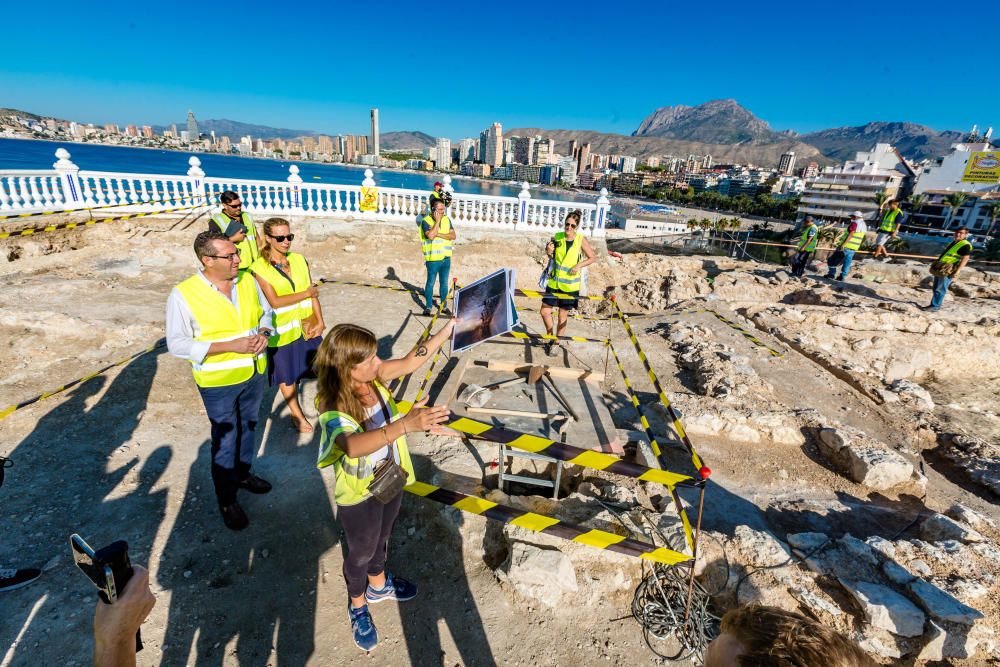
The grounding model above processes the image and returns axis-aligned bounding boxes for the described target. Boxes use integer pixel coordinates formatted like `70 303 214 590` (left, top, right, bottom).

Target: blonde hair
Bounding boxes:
315 323 378 423
720 605 876 667
260 217 291 263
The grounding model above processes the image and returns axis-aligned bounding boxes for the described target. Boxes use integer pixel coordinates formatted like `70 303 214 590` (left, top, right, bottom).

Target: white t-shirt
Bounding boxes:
363 401 390 465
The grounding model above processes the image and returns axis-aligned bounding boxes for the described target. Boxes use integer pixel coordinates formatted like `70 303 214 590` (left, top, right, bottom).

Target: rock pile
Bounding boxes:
939 433 1000 497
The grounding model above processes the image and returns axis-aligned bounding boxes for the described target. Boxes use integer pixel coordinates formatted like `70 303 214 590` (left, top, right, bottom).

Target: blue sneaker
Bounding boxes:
348 603 378 651
365 572 418 604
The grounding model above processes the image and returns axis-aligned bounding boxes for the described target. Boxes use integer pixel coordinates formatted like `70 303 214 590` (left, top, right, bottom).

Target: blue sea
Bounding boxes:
0 138 593 204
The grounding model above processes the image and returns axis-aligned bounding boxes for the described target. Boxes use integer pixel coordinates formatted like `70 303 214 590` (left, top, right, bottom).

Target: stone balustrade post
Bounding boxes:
287 165 304 212
53 148 84 210
186 156 207 207
515 181 531 231
593 187 610 237
360 168 377 216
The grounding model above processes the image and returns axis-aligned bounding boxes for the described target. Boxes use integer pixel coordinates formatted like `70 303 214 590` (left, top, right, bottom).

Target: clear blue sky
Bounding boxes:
2 0 996 139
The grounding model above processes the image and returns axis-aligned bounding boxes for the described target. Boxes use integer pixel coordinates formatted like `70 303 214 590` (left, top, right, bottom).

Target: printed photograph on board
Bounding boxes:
452 268 514 353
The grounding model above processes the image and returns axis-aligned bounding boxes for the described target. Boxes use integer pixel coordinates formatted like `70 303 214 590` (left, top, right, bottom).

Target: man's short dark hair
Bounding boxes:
956 226 969 234
194 231 229 261
219 191 240 205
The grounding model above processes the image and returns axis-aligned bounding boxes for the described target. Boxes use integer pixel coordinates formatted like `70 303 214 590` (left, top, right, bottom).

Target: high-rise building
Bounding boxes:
370 108 380 157
778 151 796 176
703 154 714 169
186 110 199 141
435 137 452 170
103 123 119 134
318 135 334 154
480 122 503 167
576 143 590 175
803 162 820 179
533 137 552 165
125 125 139 137
170 124 178 136
458 138 476 163
141 125 153 138
557 156 578 185
568 140 578 159
510 136 534 165
619 156 637 173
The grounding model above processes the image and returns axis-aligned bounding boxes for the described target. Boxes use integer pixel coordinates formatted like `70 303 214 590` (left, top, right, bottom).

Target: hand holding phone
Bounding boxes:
71 535 148 653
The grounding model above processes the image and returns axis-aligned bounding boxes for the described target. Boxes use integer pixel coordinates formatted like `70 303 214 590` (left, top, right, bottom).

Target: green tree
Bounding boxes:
907 193 927 216
943 192 969 229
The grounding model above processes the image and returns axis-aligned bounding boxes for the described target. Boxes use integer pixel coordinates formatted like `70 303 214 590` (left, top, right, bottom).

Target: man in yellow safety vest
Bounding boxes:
825 211 867 281
872 200 904 260
924 227 972 311
211 191 261 272
166 230 275 530
419 200 457 316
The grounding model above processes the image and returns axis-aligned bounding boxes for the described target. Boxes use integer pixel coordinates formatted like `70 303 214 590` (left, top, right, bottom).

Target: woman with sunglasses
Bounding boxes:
540 210 596 355
250 218 326 432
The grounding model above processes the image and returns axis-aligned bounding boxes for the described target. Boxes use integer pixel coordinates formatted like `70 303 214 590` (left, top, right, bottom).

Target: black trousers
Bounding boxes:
791 250 815 277
338 491 403 598
197 372 265 506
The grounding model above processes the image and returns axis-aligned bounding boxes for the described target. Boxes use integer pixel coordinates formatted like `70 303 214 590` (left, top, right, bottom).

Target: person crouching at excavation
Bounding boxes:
540 209 596 355
419 200 456 316
315 321 456 652
250 218 326 433
166 231 274 531
211 190 261 272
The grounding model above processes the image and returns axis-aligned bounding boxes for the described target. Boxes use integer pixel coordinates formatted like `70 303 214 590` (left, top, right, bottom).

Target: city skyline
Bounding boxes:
1 0 997 138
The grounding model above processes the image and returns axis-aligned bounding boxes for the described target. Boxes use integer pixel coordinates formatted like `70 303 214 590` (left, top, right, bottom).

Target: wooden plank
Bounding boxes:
467 406 574 420
485 360 604 383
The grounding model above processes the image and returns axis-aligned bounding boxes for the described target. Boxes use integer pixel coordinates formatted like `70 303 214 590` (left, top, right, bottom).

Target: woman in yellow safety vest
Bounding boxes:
314 320 455 652
250 218 325 432
540 210 596 355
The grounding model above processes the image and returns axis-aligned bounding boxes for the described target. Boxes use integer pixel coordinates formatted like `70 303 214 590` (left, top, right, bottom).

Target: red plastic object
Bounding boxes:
699 466 712 479
609 293 617 302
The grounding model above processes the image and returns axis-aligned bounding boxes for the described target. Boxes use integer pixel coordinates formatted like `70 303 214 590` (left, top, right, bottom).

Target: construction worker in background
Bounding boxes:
872 200 904 260
166 231 274 531
429 181 445 207
419 200 456 316
790 216 818 278
211 190 261 272
825 211 867 282
924 226 973 311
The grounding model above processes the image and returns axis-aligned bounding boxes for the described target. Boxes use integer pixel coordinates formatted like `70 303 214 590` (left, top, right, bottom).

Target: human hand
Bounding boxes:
568 267 579 275
305 286 319 299
401 396 451 433
545 241 554 256
441 317 457 334
306 319 326 339
93 565 155 659
249 334 269 355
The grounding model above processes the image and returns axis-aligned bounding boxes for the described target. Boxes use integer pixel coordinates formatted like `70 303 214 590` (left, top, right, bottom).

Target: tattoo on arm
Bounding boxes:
416 345 428 357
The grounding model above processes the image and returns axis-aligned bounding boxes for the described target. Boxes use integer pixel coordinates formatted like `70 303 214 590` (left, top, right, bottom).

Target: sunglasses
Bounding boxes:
268 234 295 242
565 222 578 229
225 201 243 207
207 250 241 261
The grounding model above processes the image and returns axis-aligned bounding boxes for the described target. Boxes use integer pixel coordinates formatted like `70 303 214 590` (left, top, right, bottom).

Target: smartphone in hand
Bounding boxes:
70 534 143 652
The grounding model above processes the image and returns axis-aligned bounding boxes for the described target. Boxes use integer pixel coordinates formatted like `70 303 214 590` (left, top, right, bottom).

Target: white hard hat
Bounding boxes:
851 211 864 218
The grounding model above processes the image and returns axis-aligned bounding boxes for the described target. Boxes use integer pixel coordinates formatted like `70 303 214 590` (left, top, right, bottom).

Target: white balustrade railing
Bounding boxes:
0 148 608 237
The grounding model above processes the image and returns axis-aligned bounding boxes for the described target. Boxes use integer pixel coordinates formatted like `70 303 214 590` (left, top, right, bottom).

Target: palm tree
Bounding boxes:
686 219 698 231
982 201 1000 241
907 193 927 216
943 192 969 229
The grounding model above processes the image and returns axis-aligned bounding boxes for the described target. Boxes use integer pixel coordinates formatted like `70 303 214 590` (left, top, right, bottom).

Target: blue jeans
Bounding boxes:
425 257 451 309
197 371 266 506
930 275 952 309
826 249 855 280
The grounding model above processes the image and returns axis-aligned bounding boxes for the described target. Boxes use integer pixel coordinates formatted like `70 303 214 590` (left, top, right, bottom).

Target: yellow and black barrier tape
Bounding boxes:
405 481 691 566
412 280 458 402
503 329 608 345
514 288 605 301
0 339 166 422
609 297 709 479
0 203 208 240
429 410 699 489
318 278 418 295
516 306 639 322
704 310 783 357
0 192 208 221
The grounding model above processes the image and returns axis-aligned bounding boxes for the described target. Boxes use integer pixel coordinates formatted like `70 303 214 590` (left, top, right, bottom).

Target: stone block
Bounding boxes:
920 513 985 544
839 578 925 637
498 542 578 608
908 578 983 625
845 443 914 490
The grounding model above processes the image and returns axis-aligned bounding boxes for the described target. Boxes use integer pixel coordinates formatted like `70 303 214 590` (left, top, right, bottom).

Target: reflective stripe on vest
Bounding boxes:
937 239 972 265
547 231 583 293
249 252 313 347
837 221 867 251
211 212 259 270
316 381 416 506
799 227 818 252
420 215 453 262
176 273 267 387
880 208 902 232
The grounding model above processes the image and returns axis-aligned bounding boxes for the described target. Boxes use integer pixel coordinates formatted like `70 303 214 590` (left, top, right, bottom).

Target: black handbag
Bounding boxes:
366 390 407 504
827 249 845 267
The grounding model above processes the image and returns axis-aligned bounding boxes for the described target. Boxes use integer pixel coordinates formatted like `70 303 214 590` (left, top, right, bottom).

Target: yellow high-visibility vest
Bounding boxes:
937 239 972 265
250 252 314 347
879 208 902 233
419 215 453 262
175 273 267 387
316 381 416 506
547 231 583 293
211 212 259 270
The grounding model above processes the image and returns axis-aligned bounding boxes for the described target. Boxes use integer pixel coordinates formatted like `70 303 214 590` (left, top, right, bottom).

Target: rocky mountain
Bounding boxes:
154 118 316 140
508 127 830 168
798 122 967 162
380 131 436 151
632 100 972 162
633 99 782 144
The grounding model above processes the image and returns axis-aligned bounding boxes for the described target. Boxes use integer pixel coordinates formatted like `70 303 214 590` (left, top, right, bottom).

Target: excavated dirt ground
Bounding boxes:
1 211 998 666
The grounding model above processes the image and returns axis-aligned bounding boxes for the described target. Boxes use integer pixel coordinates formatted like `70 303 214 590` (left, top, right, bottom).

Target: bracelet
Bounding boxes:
380 426 391 447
